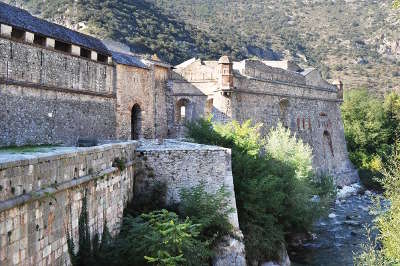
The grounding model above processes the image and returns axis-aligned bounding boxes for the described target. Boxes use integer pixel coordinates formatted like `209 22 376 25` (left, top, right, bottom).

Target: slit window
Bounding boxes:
33 34 46 46
11 28 25 41
80 47 90 58
54 40 71 52
98 53 107 63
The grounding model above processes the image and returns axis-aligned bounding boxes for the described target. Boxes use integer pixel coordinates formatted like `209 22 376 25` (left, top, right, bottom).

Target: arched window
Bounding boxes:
131 104 141 140
176 99 191 123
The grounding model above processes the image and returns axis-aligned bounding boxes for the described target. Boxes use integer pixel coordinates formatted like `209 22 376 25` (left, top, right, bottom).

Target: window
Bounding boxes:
80 47 90 58
180 106 186 120
176 98 191 123
11 28 25 41
279 98 289 127
54 40 71 52
323 130 334 157
98 53 108 63
33 34 46 46
205 98 213 116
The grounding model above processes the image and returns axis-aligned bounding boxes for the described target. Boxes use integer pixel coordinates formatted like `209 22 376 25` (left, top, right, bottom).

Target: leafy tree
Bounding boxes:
341 89 390 169
186 118 333 262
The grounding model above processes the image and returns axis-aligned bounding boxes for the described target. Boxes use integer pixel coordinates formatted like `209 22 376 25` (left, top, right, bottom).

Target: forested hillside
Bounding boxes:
4 0 400 91
150 0 400 91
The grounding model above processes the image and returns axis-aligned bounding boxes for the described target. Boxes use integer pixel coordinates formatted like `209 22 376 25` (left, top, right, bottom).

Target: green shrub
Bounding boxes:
355 143 400 265
114 210 211 266
359 169 384 192
178 182 234 246
377 144 400 263
354 226 387 266
341 89 389 170
186 118 333 262
265 123 313 180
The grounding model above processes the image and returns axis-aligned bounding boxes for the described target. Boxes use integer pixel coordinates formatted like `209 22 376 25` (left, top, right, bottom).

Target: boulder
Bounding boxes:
213 231 246 266
261 246 291 266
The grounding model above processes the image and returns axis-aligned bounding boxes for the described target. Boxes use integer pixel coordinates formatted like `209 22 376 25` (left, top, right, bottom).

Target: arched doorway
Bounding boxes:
131 104 141 140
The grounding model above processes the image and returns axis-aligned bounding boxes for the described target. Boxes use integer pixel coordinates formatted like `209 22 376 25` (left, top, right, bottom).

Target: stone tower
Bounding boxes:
218 55 233 91
333 79 344 100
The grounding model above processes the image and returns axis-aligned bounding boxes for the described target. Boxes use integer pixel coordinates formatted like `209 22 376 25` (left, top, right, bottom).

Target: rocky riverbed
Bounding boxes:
290 184 385 266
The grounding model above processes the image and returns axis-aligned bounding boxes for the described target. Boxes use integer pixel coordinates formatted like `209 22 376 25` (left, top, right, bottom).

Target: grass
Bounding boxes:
0 144 59 154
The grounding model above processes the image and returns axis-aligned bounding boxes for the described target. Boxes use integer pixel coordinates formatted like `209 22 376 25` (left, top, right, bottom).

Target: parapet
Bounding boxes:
233 59 307 85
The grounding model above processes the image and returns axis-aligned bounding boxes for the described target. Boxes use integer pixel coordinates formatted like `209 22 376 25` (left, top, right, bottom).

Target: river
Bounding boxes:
290 186 383 266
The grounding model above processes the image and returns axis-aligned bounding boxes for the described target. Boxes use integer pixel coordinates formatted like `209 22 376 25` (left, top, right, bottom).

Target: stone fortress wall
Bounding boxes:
0 37 117 146
0 29 171 146
0 3 359 265
0 140 240 265
171 57 357 185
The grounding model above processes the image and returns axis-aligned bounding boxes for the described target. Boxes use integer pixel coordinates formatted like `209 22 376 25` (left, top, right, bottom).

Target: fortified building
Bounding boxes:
0 3 359 265
0 2 356 183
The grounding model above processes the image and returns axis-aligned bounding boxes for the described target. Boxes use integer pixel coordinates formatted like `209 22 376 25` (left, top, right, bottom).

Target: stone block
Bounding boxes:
0 24 12 38
45 38 55 49
24 32 34 43
70 45 80 56
91 51 97 61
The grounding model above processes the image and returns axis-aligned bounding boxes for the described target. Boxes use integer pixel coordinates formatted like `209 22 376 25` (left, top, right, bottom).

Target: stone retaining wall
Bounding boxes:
0 140 242 265
0 142 137 265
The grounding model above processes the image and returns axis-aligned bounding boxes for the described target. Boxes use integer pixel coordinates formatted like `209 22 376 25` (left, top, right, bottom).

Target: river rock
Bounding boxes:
364 190 373 196
328 213 337 219
337 183 362 199
344 220 361 226
213 232 246 266
261 245 291 266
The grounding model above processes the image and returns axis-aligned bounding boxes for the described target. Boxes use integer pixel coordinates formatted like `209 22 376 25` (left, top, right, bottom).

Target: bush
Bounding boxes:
354 143 400 265
186 118 333 262
341 89 400 191
377 143 400 263
354 226 387 266
178 182 234 246
265 123 313 180
114 210 211 266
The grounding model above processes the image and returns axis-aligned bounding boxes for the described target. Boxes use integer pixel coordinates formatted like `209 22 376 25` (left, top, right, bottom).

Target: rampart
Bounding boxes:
0 37 117 146
0 140 240 265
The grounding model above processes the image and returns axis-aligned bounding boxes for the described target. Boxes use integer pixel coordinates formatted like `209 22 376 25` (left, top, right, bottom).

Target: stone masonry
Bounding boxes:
0 140 241 265
171 58 358 185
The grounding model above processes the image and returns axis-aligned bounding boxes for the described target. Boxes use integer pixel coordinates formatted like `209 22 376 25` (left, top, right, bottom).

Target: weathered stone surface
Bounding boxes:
261 246 291 266
0 140 242 266
0 141 138 265
171 57 358 185
213 232 246 266
136 139 240 228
